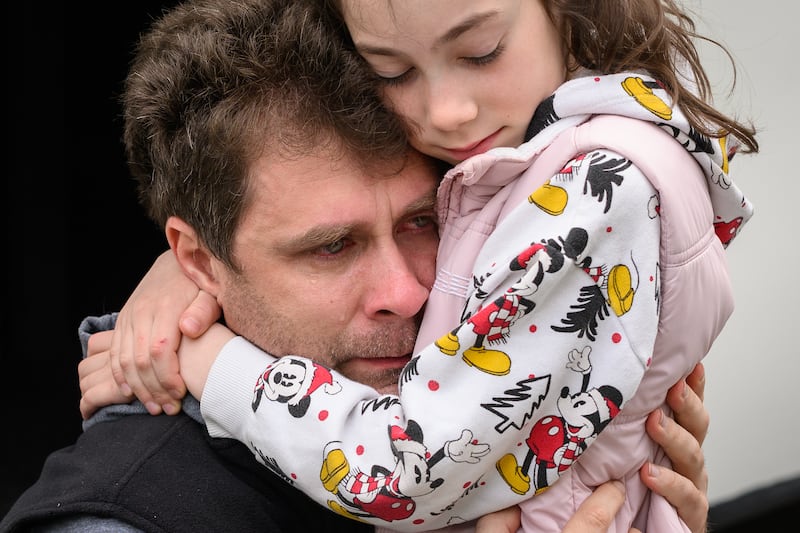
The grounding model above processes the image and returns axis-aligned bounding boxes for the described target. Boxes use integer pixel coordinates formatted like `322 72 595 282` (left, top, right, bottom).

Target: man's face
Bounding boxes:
214 149 439 394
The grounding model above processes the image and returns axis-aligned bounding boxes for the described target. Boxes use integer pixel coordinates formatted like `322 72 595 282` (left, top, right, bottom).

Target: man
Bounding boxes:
0 0 710 531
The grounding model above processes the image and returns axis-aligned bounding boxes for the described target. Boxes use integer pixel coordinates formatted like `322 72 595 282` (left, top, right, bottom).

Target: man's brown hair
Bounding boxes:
123 0 409 268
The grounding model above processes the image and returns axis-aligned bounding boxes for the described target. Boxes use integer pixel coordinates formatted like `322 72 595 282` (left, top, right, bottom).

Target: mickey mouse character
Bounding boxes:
252 357 342 417
496 346 622 495
320 420 490 524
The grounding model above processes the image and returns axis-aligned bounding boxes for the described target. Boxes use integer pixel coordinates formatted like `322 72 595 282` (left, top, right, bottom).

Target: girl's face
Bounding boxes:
342 0 566 164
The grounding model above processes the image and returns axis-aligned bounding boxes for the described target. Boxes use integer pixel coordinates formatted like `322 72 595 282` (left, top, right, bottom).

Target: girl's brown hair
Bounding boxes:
324 0 758 154
545 0 757 153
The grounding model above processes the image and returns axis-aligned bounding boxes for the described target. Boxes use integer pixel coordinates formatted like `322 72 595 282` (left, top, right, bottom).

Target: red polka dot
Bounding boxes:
606 226 612 233
291 473 297 479
646 357 652 366
529 324 537 333
650 275 654 282
611 332 622 343
318 410 329 421
594 77 601 82
463 481 472 489
428 380 440 391
528 374 536 379
356 445 365 455
413 519 425 525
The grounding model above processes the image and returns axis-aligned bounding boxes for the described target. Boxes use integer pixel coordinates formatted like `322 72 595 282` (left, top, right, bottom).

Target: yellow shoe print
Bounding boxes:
608 264 634 316
529 183 568 215
328 500 365 521
719 135 729 174
320 448 349 493
435 332 460 356
496 453 531 495
622 76 672 121
462 347 511 376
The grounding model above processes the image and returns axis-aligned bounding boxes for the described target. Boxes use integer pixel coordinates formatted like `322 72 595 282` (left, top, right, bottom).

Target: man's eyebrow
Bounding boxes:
276 190 437 254
278 224 354 254
403 190 438 215
356 11 499 56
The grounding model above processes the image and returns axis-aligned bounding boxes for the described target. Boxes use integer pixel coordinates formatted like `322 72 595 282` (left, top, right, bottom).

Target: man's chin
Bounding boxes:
374 383 400 396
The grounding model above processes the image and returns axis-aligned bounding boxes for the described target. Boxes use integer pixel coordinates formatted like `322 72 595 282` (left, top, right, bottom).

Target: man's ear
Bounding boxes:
165 216 222 297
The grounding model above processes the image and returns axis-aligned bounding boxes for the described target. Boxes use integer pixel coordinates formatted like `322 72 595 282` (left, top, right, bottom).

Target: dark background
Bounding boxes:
3 1 797 529
3 1 176 516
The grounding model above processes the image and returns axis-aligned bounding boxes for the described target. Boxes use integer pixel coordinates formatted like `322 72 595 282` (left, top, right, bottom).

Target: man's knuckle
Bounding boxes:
583 506 614 529
688 446 705 472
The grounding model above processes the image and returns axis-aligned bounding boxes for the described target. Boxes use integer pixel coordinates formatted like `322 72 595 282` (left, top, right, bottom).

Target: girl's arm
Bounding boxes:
85 153 662 529
194 154 661 530
80 336 710 533
107 250 222 416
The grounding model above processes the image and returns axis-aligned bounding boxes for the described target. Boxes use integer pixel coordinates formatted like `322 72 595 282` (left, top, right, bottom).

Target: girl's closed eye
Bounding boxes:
377 67 416 87
463 42 505 67
376 41 506 86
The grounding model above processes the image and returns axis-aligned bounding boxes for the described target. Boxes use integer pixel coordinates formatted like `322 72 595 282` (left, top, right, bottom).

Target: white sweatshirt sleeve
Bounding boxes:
200 150 660 532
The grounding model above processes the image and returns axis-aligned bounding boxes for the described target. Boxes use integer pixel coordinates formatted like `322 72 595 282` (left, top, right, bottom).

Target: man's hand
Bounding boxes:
474 481 629 533
109 250 221 416
475 364 709 533
641 363 709 532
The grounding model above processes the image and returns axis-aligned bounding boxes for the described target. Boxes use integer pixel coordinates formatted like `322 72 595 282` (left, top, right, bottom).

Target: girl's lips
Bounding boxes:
446 129 503 161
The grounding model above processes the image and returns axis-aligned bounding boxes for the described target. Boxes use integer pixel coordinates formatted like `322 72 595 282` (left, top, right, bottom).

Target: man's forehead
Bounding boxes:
242 148 438 245
250 146 437 197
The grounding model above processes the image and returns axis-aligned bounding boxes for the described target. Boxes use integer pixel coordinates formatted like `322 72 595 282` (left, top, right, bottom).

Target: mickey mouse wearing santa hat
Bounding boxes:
496 346 622 495
252 357 342 417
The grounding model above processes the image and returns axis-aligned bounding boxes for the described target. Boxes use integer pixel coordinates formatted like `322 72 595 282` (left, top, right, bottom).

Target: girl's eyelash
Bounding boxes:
464 43 505 66
377 42 505 87
379 70 413 87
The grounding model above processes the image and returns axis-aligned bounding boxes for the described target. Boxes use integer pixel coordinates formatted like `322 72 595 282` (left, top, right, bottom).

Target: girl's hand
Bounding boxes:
109 250 221 415
79 330 131 419
176 322 237 401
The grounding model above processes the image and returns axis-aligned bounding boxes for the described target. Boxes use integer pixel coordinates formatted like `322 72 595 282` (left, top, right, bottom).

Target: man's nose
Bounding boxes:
364 246 430 318
426 76 478 133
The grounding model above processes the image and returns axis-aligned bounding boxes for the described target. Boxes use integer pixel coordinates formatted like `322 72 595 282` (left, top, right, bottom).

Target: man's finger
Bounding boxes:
685 362 705 402
640 462 708 533
562 480 625 533
646 408 707 494
667 364 708 447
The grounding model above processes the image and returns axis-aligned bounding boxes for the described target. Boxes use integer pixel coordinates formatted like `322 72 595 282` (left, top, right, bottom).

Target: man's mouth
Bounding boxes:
358 354 412 370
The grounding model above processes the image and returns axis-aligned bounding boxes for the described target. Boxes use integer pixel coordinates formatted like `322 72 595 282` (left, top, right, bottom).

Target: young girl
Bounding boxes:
89 0 756 531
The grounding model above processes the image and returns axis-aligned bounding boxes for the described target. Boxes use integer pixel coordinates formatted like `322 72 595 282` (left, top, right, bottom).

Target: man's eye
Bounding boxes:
321 239 346 255
410 215 436 229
